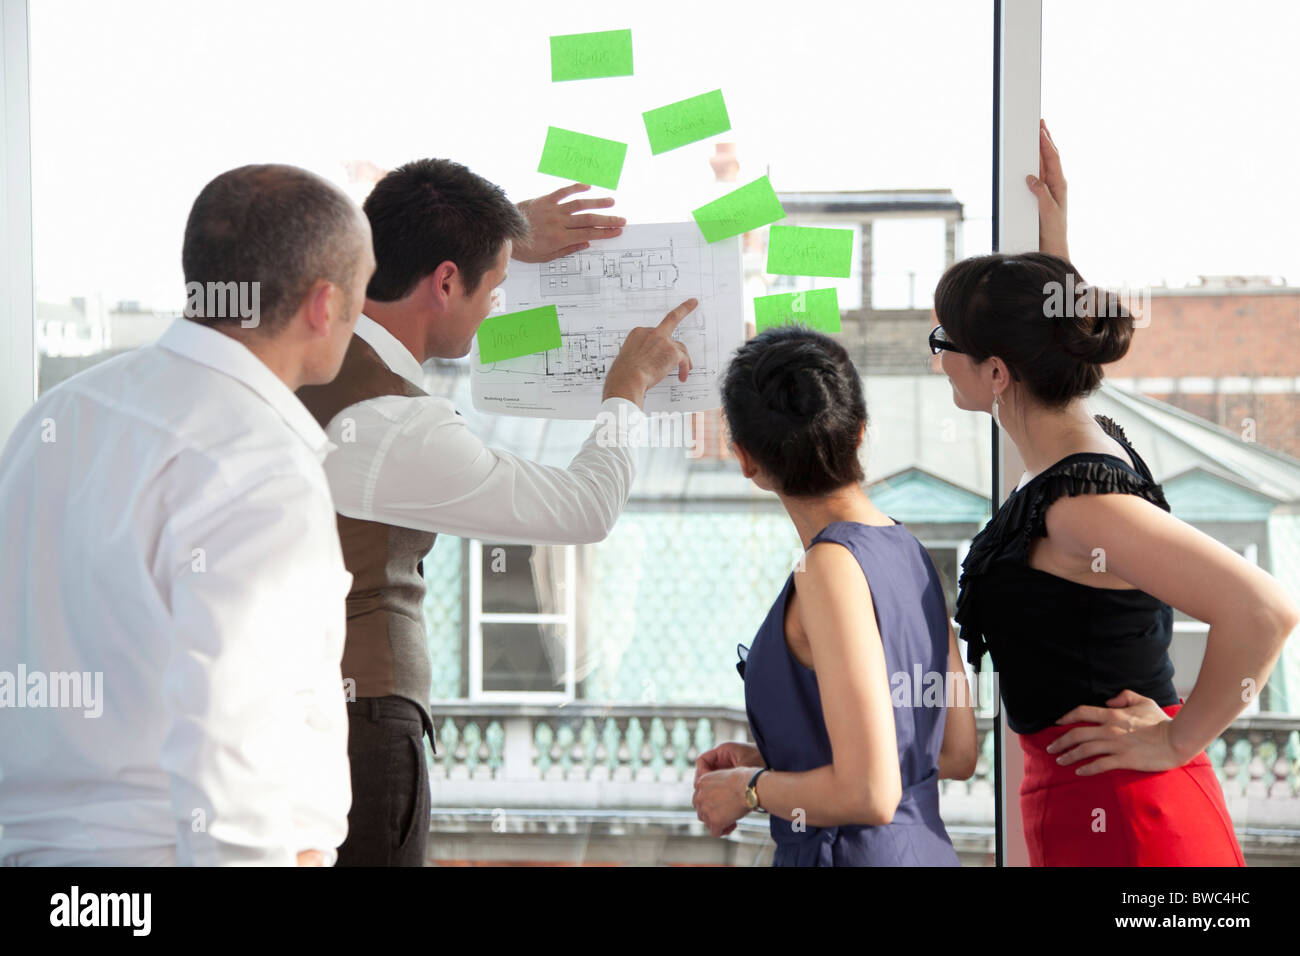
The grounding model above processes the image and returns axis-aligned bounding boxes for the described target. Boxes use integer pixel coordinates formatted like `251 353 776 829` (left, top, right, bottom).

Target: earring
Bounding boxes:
991 394 1003 430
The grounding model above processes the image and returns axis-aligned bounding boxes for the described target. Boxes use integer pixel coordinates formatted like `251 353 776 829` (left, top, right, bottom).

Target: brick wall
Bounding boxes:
1106 290 1300 458
1141 391 1300 458
1111 291 1300 378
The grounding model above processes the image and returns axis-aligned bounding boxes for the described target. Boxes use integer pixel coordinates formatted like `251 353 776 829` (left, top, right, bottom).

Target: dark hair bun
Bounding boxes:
754 343 835 420
1059 286 1134 365
722 326 868 497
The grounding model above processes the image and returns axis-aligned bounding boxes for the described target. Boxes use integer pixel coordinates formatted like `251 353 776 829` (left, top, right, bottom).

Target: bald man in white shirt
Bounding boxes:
0 164 375 866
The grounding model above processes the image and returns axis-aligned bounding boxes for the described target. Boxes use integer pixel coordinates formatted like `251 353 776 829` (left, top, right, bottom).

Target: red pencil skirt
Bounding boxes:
1019 703 1245 866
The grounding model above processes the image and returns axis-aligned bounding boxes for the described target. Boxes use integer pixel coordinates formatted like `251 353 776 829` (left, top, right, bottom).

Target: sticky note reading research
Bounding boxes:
643 89 731 154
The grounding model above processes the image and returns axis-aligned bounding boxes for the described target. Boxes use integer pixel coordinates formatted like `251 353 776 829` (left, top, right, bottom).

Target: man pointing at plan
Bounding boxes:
297 158 696 866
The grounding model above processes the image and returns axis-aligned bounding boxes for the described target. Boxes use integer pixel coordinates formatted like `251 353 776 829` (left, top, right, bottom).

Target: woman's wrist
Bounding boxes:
1165 715 1206 765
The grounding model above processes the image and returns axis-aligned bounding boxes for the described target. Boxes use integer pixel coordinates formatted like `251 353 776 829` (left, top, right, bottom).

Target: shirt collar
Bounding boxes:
155 318 335 461
355 314 426 388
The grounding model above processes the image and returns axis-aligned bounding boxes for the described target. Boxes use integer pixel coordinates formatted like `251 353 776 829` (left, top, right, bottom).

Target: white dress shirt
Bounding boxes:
322 316 646 544
0 319 352 866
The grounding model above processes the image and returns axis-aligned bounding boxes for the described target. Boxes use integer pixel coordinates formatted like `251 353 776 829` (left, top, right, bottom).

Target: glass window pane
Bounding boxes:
30 0 996 866
480 544 544 615
481 623 562 693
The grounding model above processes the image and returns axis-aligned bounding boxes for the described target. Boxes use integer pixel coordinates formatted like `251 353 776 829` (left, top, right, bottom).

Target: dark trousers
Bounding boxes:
335 696 433 867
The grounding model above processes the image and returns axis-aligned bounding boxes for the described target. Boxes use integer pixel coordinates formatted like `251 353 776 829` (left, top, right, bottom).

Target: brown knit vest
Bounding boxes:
298 333 438 719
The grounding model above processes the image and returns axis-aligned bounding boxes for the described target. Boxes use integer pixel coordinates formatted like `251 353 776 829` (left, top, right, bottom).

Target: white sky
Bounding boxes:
26 0 1300 308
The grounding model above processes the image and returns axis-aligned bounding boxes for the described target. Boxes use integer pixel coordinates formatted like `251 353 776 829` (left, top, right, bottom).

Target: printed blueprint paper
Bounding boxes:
470 222 743 419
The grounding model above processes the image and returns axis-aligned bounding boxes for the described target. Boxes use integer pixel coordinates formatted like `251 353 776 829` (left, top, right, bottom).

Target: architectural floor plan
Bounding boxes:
471 223 743 419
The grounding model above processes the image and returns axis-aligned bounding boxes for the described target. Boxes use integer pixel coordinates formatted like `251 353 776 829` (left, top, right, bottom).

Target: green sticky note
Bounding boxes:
754 288 841 334
766 225 854 278
538 126 628 190
692 176 786 243
643 89 731 155
477 305 563 363
550 29 634 81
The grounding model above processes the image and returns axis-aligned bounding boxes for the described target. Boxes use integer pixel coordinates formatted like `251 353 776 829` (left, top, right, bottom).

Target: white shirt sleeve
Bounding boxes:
322 395 646 545
159 466 353 866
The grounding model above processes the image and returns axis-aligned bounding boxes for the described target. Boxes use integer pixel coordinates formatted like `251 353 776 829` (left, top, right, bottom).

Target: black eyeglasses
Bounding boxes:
929 325 964 355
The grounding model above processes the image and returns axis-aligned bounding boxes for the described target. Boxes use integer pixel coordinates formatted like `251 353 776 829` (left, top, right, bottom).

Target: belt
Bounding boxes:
347 695 438 755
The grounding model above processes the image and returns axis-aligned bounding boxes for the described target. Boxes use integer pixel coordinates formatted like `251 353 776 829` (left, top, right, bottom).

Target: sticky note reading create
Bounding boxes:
642 89 731 154
754 288 841 334
550 29 634 81
477 305 563 363
692 176 786 243
538 127 628 190
766 225 854 278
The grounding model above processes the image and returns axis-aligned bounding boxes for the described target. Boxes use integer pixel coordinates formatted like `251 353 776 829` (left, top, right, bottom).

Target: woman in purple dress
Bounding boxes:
692 326 977 865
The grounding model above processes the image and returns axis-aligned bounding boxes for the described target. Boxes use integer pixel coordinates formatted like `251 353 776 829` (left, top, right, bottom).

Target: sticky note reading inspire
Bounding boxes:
550 29 634 81
754 288 841 334
477 305 563 363
642 89 731 155
692 176 786 243
537 127 628 190
766 225 854 278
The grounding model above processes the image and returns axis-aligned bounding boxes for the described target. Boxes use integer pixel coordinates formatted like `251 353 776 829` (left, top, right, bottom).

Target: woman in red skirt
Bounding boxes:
933 123 1298 865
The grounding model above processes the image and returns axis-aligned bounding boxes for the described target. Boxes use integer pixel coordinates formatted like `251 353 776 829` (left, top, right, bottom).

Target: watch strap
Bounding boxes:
747 766 770 811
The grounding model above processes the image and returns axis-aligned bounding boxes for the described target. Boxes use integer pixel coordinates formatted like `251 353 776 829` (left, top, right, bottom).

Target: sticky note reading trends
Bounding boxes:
538 127 628 190
643 89 731 154
550 29 634 81
766 225 854 278
477 305 563 363
692 176 786 243
754 288 841 334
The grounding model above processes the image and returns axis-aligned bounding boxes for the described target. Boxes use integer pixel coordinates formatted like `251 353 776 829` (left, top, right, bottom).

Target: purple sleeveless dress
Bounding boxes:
739 520 960 866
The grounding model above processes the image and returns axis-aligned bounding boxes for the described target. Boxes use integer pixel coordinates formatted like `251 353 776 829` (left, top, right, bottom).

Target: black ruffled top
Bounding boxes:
954 415 1180 734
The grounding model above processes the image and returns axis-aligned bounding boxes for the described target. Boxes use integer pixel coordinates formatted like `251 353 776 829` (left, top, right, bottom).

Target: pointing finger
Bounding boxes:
656 297 699 335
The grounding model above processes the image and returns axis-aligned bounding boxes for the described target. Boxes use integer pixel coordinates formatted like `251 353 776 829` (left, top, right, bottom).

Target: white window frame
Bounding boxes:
467 539 577 704
0 0 35 440
993 0 1043 868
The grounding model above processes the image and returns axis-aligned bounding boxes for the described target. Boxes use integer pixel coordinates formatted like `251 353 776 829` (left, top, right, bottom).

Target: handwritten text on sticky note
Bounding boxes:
643 89 731 155
550 29 634 81
766 225 854 278
477 305 563 363
538 127 628 190
754 288 841 334
692 176 786 243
